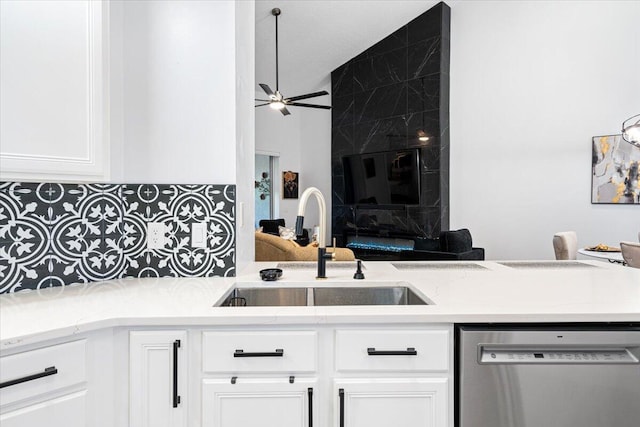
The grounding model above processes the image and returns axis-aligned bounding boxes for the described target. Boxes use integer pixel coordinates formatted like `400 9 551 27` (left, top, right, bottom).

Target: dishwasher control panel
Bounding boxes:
479 347 639 364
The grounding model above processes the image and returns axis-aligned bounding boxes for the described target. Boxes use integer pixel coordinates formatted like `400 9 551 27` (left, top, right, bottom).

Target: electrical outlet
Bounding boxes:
191 222 207 248
147 222 166 249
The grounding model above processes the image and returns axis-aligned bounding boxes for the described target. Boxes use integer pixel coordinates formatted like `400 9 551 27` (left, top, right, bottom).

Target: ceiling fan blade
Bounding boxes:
287 102 332 110
280 107 291 116
255 103 271 107
284 91 329 102
255 99 271 102
259 83 275 97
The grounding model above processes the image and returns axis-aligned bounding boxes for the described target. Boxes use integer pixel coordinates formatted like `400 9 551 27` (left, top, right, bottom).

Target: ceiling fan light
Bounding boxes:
270 101 285 110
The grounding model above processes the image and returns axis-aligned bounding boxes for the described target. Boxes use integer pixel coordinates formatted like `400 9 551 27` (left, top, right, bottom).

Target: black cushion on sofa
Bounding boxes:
439 229 473 253
259 219 285 235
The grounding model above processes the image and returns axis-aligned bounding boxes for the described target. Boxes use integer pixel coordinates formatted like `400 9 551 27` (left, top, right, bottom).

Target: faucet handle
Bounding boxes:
327 237 337 253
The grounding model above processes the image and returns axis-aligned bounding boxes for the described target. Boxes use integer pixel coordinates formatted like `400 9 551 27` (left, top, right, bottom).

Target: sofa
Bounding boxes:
259 218 309 246
255 231 355 262
343 228 484 261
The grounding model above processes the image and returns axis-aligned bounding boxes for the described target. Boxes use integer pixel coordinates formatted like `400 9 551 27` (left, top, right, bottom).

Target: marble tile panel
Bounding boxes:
405 206 442 238
354 82 407 124
332 61 353 96
407 37 441 79
332 94 355 128
332 125 355 158
354 116 410 153
406 109 440 144
420 172 441 208
353 48 407 93
407 77 440 113
407 3 445 44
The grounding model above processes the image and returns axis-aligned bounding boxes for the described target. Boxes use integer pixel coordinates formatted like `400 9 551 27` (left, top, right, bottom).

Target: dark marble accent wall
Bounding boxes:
0 182 236 293
331 2 450 242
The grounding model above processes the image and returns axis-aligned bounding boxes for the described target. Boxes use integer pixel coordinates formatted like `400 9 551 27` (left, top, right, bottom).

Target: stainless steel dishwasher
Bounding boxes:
457 325 640 427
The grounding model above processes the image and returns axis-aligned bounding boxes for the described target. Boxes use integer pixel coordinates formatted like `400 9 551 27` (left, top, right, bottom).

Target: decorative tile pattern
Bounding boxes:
0 182 235 293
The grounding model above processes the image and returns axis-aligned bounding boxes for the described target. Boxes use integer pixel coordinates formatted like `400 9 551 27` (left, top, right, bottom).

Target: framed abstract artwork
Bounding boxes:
591 134 640 204
282 171 299 199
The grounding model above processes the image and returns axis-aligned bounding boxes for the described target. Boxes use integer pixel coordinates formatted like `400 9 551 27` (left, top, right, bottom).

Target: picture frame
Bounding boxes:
282 171 299 199
591 134 640 204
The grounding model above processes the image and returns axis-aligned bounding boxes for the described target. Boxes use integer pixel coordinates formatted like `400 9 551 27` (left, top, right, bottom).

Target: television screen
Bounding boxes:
343 149 421 206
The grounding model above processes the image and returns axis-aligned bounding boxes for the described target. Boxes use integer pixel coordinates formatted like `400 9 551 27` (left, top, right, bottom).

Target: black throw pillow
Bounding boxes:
439 229 473 253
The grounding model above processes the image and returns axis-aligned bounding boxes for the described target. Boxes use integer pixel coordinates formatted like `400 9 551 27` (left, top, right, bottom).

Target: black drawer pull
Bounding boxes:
339 388 345 427
367 347 417 356
0 366 58 389
234 349 284 357
308 387 313 427
173 340 181 408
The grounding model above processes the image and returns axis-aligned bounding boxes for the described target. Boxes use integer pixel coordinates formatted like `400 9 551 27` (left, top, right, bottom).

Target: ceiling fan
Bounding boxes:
255 8 331 116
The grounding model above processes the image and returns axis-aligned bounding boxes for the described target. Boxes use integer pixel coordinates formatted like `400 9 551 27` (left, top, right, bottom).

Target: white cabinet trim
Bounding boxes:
0 0 109 182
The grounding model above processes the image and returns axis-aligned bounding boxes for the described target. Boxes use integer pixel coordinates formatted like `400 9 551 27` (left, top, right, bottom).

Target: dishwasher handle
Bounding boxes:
478 345 639 365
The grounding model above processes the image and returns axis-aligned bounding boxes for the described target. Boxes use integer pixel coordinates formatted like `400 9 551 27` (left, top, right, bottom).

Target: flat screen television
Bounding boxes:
342 148 421 206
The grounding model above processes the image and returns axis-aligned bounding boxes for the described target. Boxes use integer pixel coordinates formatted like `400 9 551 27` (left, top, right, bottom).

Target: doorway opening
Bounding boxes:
255 153 279 228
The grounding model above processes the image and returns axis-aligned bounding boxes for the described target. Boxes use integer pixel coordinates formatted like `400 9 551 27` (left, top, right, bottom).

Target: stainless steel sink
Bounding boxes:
215 283 429 307
312 286 426 306
218 287 308 307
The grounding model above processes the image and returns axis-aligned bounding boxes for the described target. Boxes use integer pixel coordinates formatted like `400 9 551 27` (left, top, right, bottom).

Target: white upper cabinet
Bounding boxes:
0 0 109 182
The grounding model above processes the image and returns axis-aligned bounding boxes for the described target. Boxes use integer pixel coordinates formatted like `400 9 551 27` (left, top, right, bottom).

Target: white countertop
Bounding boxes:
1 260 639 350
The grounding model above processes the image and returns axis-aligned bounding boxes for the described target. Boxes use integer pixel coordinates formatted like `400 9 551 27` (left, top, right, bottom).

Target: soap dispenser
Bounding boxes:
353 260 365 280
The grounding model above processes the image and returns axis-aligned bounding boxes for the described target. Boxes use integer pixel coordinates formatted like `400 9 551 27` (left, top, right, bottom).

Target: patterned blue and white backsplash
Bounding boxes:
0 182 235 294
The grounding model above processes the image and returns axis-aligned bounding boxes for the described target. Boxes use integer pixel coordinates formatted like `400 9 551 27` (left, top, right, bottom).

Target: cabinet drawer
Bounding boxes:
335 330 449 372
203 331 317 373
0 340 86 408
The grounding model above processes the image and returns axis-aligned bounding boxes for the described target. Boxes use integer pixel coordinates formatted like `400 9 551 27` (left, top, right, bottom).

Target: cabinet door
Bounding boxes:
334 378 448 427
0 390 86 427
202 378 317 427
130 331 187 427
0 0 108 182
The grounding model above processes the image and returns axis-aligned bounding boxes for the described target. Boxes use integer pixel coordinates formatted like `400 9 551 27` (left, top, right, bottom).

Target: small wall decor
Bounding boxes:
255 172 270 200
282 171 299 199
592 134 640 204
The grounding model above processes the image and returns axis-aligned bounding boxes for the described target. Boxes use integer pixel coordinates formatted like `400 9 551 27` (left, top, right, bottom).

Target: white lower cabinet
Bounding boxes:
129 331 188 427
198 326 452 427
0 340 88 427
0 390 86 427
202 378 317 427
334 378 448 427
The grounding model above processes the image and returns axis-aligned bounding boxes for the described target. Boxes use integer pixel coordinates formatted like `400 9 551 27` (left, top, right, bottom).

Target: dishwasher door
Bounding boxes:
458 326 640 427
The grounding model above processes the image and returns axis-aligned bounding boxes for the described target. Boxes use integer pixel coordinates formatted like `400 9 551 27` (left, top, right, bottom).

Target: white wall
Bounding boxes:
113 0 237 184
449 0 640 260
255 79 332 242
235 0 256 271
109 0 254 270
255 104 302 223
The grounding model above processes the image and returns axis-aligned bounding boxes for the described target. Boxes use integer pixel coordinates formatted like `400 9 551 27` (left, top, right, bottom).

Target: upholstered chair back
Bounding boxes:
553 231 578 260
620 241 640 268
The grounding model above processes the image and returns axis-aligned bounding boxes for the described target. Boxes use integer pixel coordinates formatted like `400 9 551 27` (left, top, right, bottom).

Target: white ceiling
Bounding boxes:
255 0 440 99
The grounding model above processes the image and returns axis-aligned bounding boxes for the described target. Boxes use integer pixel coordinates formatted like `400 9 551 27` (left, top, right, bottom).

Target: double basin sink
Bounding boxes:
215 282 429 307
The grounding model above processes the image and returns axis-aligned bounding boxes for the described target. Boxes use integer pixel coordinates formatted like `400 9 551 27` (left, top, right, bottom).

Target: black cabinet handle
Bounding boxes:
367 347 417 356
173 340 181 408
234 349 284 357
0 366 58 389
308 387 313 427
339 388 345 427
